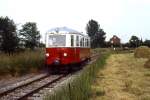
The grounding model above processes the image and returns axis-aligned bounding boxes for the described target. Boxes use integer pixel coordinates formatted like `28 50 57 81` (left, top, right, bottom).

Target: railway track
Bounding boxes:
0 53 100 100
0 74 66 100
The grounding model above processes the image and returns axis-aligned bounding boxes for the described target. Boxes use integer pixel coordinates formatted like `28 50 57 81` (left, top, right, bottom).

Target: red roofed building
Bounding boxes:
110 35 121 47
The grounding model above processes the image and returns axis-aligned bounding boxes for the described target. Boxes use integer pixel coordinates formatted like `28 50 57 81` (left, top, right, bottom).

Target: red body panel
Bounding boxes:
46 47 90 65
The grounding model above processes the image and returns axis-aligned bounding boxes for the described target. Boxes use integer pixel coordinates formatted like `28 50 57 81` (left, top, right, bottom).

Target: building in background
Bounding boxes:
110 35 121 47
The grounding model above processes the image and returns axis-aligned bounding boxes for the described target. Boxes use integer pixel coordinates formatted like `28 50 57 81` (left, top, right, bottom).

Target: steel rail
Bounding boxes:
0 74 49 99
17 75 65 100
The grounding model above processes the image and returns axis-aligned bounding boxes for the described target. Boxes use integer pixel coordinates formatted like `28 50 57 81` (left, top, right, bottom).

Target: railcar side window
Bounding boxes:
76 36 79 46
83 38 84 47
86 39 88 47
48 35 66 47
87 39 89 47
85 39 88 47
80 37 82 47
71 35 74 47
88 39 90 47
81 38 84 47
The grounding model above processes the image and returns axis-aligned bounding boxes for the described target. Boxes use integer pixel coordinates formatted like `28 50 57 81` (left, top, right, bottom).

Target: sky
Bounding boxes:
0 0 150 43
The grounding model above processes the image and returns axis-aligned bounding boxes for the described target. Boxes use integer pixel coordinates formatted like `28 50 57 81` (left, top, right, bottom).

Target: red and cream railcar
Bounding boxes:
45 27 91 66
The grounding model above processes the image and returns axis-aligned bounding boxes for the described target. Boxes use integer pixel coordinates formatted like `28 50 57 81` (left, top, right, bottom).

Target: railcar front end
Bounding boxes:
45 27 90 66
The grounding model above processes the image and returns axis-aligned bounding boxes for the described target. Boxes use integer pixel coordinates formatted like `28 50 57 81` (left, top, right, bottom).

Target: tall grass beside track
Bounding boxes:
44 49 110 100
0 49 45 76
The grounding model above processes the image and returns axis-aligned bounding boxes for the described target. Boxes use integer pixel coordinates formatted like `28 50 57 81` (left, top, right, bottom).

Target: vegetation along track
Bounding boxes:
0 74 66 100
0 52 100 100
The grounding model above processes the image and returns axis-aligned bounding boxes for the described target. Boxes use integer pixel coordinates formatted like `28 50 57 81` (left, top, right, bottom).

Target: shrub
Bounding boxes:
134 46 150 58
0 49 45 76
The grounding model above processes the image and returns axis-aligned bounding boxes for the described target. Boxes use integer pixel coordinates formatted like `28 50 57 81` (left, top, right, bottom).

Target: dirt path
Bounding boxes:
91 53 150 100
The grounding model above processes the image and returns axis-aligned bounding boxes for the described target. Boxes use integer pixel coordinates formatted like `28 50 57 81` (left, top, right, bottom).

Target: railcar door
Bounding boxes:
47 34 66 65
71 35 76 63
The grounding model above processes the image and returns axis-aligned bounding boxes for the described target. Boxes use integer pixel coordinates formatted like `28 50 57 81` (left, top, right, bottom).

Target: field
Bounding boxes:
90 53 150 100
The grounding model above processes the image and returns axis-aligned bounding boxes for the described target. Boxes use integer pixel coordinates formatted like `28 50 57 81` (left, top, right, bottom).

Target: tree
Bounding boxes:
86 19 99 38
0 16 19 54
144 40 150 47
19 22 40 50
86 19 106 48
129 35 140 48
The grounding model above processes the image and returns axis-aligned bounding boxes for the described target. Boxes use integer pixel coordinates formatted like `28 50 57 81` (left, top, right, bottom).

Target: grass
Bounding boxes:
44 49 110 100
90 53 150 100
0 49 45 76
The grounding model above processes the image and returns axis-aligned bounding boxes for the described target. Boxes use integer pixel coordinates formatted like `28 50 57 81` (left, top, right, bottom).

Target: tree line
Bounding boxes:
86 19 150 48
124 35 150 48
0 17 107 55
0 16 42 54
0 17 150 54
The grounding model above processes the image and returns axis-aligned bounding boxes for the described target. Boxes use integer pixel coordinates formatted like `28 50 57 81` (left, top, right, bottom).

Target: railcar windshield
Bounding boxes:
48 35 66 47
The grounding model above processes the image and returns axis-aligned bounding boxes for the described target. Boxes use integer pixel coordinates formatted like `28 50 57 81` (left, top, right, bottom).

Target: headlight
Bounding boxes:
63 53 67 57
46 53 49 57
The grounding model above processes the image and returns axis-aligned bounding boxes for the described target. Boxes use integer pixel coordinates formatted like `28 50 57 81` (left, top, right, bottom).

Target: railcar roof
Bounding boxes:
47 27 88 37
47 27 79 33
